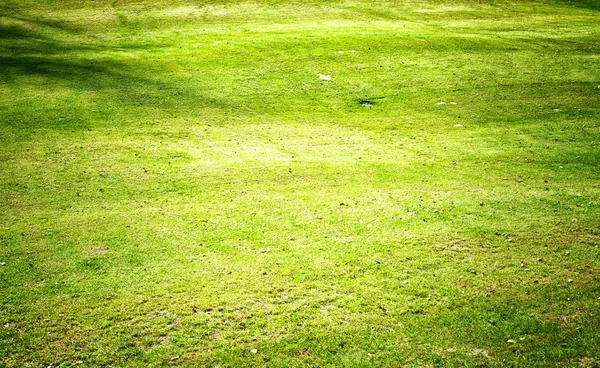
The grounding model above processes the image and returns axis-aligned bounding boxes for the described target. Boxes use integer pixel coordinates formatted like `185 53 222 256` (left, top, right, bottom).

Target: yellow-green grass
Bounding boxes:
1 0 599 366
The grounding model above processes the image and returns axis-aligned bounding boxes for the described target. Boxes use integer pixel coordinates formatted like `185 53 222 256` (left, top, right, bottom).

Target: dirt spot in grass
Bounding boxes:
291 348 311 357
358 99 374 108
466 348 489 357
579 357 600 368
169 318 182 331
89 247 109 256
0 192 22 201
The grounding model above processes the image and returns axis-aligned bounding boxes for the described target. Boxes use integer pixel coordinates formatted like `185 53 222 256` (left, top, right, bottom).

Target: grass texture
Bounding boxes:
1 0 600 366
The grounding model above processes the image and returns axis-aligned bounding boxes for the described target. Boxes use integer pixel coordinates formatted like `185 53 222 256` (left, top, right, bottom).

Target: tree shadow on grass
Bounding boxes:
557 0 600 11
0 7 226 133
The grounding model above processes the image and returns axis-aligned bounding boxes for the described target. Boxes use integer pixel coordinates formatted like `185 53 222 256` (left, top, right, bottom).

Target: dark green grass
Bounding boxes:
1 0 600 366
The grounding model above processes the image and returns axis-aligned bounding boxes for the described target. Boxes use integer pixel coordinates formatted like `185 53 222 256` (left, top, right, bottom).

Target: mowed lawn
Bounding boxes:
1 0 599 366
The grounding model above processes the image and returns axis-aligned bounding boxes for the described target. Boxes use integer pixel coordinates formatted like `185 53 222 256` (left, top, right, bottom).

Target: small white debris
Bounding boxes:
454 124 463 127
449 102 457 105
349 50 357 53
251 349 258 354
317 74 331 81
568 279 573 283
0 262 5 266
170 356 180 361
507 339 516 343
437 101 446 105
261 248 270 253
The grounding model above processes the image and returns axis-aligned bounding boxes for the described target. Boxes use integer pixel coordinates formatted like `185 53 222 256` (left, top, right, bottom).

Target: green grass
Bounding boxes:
1 0 600 366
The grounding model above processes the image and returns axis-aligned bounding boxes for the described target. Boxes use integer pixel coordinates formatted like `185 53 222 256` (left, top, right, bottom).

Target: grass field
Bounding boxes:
1 0 600 366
